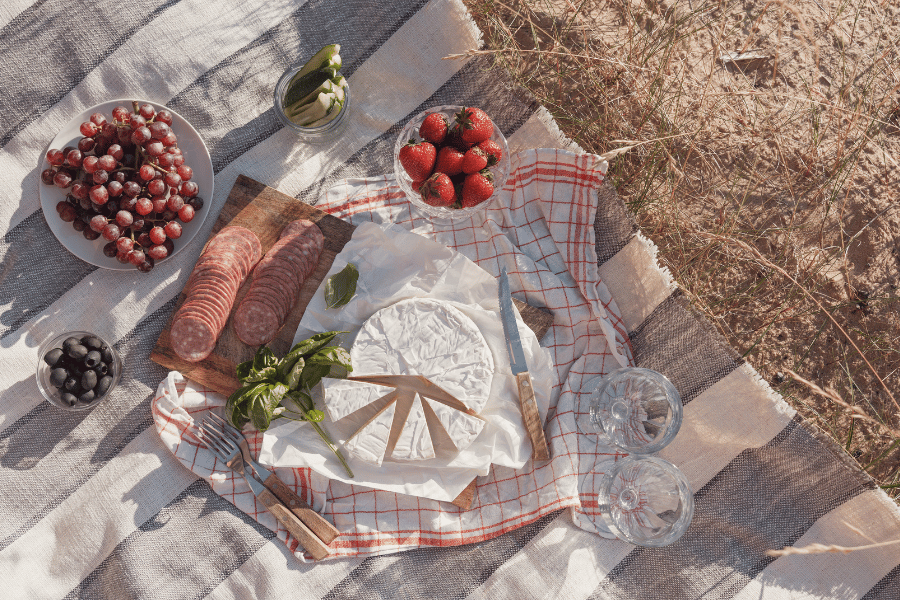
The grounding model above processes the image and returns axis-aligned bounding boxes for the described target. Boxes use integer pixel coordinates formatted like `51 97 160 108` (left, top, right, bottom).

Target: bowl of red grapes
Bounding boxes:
37 331 122 410
39 100 213 273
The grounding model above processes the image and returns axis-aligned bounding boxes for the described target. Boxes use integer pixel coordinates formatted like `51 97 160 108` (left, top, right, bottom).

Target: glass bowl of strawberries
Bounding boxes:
393 105 510 219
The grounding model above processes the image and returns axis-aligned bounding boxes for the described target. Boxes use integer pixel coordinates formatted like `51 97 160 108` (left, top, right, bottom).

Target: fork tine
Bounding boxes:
201 420 240 454
199 424 230 454
207 413 243 442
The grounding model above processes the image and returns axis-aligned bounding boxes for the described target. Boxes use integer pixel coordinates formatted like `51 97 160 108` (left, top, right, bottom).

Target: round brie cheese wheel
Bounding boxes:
327 298 494 464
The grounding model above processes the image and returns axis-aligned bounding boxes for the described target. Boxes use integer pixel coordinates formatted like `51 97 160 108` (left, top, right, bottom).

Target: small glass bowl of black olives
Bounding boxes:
36 331 122 410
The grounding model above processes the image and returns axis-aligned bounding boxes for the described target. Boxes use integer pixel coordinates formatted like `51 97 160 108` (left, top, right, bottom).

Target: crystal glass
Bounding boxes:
393 105 510 220
598 456 694 546
586 367 682 454
274 65 351 143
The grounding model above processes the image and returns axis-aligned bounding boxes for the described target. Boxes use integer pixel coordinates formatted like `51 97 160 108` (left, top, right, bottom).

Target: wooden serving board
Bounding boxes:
150 175 554 509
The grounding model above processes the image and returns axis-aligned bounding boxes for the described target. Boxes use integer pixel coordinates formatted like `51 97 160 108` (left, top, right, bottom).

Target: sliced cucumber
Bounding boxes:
288 91 339 126
283 66 341 109
283 45 341 108
304 85 347 127
292 44 340 82
292 77 344 110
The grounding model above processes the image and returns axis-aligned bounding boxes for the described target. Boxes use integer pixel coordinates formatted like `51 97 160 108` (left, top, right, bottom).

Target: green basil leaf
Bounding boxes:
235 359 254 382
287 359 306 391
225 383 260 426
300 362 332 391
253 346 277 371
244 365 278 383
288 331 342 359
309 346 352 370
278 352 304 382
284 389 313 412
250 391 272 431
305 409 325 422
324 263 359 309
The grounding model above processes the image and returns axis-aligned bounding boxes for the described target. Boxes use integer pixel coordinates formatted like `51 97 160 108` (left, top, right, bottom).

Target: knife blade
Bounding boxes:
498 267 551 460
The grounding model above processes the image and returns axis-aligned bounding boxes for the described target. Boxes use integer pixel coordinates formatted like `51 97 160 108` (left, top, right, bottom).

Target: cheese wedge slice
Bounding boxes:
343 399 397 466
391 394 435 461
424 397 486 451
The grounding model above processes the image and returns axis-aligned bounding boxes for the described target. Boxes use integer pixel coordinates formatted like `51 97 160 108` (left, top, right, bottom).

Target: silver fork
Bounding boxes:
206 412 340 544
198 419 331 560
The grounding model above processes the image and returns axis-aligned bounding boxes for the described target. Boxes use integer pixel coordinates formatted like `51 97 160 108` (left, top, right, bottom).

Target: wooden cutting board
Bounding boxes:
150 174 554 509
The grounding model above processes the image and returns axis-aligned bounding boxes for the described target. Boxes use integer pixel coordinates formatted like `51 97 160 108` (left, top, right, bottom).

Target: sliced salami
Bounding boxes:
233 219 324 346
171 227 262 362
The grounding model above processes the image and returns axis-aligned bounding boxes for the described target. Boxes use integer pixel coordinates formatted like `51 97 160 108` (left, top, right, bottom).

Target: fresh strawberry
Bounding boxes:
398 140 436 182
446 124 474 152
454 107 493 144
419 112 448 145
461 169 494 207
419 172 456 207
462 146 488 174
477 139 503 166
435 146 465 176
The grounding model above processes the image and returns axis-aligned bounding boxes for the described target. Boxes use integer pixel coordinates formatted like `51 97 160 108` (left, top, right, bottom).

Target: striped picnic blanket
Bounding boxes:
1 0 899 598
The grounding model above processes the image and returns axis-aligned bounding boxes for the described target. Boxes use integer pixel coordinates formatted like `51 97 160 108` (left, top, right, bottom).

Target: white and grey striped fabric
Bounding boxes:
2 0 900 598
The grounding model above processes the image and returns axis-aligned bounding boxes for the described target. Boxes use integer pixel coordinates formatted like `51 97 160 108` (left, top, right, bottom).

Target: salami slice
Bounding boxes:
232 219 324 346
172 227 262 362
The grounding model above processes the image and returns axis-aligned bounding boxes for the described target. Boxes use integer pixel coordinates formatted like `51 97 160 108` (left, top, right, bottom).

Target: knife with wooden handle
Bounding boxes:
498 268 551 460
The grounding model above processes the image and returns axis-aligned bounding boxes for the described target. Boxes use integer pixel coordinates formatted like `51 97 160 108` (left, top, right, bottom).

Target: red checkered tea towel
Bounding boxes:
152 148 634 561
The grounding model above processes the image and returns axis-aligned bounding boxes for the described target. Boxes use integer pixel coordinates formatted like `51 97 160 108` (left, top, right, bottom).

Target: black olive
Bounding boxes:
77 389 95 405
49 367 68 387
63 377 80 393
67 344 88 361
84 350 102 369
60 392 78 407
95 375 113 397
81 336 104 351
43 348 64 367
81 370 98 391
62 337 81 354
100 347 113 364
94 363 108 376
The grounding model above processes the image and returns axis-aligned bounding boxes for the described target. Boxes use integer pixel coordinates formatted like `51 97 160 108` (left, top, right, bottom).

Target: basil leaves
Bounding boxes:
324 263 358 309
226 331 355 477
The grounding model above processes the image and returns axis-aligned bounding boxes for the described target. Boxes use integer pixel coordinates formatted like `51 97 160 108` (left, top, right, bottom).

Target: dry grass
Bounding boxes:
463 0 900 497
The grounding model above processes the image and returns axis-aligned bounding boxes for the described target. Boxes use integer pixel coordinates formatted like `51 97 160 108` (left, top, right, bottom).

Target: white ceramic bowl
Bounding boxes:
393 105 510 220
36 331 122 411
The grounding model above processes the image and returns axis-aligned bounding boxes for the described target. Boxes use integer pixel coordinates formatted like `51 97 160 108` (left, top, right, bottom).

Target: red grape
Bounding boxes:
164 171 181 188
131 126 151 145
166 194 184 211
155 110 173 125
90 112 107 127
65 149 83 167
147 179 166 196
139 104 155 120
41 168 56 185
92 170 109 185
107 180 123 197
116 237 134 253
117 126 133 144
139 164 156 181
82 155 99 174
101 223 121 241
112 106 129 122
46 149 65 166
127 248 145 266
145 141 164 157
137 232 152 247
107 144 124 161
164 221 182 239
53 171 73 188
158 153 175 168
103 241 118 258
137 258 155 273
97 155 116 171
135 197 153 216
149 226 166 245
78 137 95 152
177 204 195 222
89 185 109 205
148 121 170 139
90 214 108 232
148 244 168 260
151 196 167 213
176 165 192 181
180 181 198 198
83 228 101 241
130 114 146 128
115 210 134 227
59 204 77 222
161 132 178 147
123 181 141 197
80 122 98 137
73 219 86 232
